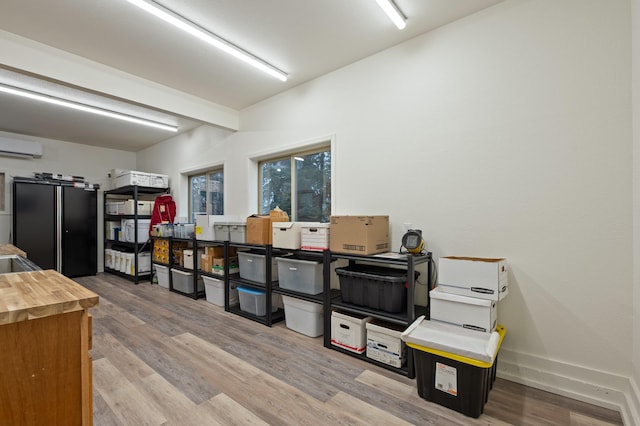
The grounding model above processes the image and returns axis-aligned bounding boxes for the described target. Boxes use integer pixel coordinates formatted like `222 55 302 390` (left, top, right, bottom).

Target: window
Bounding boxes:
189 169 223 222
259 147 331 222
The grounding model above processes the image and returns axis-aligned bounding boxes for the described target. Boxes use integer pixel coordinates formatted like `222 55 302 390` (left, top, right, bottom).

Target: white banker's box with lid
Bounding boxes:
301 222 330 251
429 286 497 333
437 257 508 301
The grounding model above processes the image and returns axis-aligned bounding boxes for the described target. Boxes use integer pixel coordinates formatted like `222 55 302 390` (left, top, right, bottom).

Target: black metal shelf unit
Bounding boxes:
104 185 168 284
193 238 226 302
269 249 337 338
226 243 285 327
167 237 204 299
323 251 432 379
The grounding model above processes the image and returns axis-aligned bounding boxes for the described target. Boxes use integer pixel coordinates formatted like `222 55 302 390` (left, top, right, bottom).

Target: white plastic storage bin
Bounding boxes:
171 268 204 294
276 257 323 295
227 221 246 243
331 311 373 354
120 253 131 273
128 252 151 275
272 222 302 249
282 295 323 337
237 286 279 316
366 321 406 368
203 275 238 306
155 264 170 288
429 286 497 333
121 219 151 243
195 215 232 241
104 249 113 269
237 252 278 284
300 222 330 251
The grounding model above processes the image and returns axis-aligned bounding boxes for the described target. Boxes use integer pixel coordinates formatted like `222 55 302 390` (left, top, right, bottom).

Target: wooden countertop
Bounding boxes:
0 244 27 257
0 270 99 325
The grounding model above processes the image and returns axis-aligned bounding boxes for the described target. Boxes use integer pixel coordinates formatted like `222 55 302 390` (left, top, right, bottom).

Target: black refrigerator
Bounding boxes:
12 177 97 278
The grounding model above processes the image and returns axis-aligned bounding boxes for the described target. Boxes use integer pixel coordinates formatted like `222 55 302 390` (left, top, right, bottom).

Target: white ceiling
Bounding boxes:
0 0 503 152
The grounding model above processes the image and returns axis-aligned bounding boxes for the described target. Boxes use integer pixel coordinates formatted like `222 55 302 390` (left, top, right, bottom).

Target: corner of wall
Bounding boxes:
621 374 640 425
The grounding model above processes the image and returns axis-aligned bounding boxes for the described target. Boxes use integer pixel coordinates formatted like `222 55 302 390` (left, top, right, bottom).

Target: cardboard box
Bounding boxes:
272 222 302 249
331 311 372 354
246 208 289 245
122 200 153 215
438 257 508 301
182 249 204 270
366 321 406 368
246 215 271 245
200 254 211 272
329 215 390 255
212 256 239 275
106 201 125 215
204 246 225 258
301 222 330 251
429 287 497 333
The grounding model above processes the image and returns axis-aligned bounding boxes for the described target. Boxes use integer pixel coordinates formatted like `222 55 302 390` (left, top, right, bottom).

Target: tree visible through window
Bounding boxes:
260 148 331 222
189 169 223 222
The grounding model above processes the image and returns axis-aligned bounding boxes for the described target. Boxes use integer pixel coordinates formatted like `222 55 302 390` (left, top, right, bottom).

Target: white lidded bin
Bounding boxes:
237 286 279 316
195 215 234 241
203 275 238 306
121 219 152 243
429 286 497 333
171 268 204 294
120 253 132 273
104 249 113 269
277 257 323 295
282 295 323 337
237 252 278 284
300 222 330 251
331 311 372 354
127 252 151 275
366 321 406 368
226 221 246 243
155 264 170 288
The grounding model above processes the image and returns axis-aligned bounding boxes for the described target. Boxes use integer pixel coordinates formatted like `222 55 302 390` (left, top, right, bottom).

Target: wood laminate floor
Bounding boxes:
76 273 623 426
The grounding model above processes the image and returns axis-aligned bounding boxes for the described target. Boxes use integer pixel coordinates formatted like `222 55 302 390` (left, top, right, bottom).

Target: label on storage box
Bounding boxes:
435 362 458 396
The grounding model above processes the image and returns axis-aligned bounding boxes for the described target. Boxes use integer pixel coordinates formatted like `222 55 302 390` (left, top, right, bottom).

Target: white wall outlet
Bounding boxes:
403 222 413 232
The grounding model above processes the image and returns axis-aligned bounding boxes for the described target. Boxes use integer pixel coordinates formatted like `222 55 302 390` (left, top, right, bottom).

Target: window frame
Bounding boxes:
188 167 224 222
258 145 331 222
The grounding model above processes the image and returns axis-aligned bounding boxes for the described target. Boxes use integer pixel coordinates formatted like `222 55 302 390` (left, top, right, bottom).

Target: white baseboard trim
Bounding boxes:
497 348 636 424
622 375 640 426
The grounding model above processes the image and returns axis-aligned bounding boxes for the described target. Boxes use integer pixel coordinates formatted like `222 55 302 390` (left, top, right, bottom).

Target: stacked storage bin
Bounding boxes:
406 256 508 418
277 256 325 337
332 264 413 367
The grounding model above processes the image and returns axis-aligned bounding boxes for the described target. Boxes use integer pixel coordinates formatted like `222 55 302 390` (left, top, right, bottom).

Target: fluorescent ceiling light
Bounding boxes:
294 157 304 161
376 0 407 30
124 0 288 82
0 84 178 132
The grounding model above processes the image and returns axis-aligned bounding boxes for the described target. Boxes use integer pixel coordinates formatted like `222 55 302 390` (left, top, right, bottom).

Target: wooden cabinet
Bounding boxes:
0 269 99 425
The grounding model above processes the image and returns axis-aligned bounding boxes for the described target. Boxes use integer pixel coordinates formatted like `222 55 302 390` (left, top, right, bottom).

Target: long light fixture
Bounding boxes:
375 0 407 30
0 83 178 132
124 0 288 82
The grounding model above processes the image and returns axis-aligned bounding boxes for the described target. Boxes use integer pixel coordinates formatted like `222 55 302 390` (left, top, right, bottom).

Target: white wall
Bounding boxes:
0 131 136 270
137 0 635 420
632 0 640 423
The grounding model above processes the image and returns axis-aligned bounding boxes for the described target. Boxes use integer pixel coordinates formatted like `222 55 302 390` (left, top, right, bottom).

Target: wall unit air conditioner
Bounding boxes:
0 138 43 159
